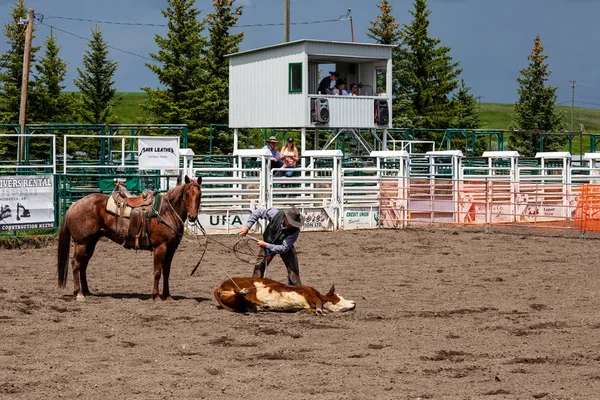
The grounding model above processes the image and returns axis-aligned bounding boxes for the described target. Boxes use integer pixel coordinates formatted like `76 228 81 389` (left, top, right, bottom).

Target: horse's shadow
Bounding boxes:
62 293 211 302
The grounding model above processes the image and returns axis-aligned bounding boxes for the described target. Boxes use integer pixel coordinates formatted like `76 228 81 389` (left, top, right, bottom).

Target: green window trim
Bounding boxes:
288 62 302 93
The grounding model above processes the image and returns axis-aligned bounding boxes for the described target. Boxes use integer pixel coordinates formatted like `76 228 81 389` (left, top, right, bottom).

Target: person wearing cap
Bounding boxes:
280 137 299 177
238 206 304 285
261 135 283 169
317 71 339 95
333 79 349 96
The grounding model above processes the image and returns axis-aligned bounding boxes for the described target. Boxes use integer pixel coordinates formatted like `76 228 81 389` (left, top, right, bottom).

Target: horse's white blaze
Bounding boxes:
254 283 309 311
324 295 356 313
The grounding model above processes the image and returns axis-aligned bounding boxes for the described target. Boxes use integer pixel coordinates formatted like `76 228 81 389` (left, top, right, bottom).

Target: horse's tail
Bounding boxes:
57 216 71 287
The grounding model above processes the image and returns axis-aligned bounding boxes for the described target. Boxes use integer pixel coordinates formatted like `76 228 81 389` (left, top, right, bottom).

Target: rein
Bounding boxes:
189 220 266 292
159 194 185 242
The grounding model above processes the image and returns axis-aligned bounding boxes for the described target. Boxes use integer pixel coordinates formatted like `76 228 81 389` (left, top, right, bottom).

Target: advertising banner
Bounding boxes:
138 137 179 170
343 208 378 230
196 211 255 234
0 175 54 231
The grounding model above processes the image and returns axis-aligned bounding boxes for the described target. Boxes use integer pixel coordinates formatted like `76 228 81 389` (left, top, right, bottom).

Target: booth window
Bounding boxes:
288 62 302 93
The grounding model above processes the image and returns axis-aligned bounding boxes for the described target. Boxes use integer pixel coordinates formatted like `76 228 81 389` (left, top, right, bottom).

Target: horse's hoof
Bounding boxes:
165 296 173 301
153 296 163 302
76 294 86 302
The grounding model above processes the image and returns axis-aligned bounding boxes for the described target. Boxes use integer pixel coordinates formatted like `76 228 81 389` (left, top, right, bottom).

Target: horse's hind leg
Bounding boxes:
72 238 98 299
79 238 99 296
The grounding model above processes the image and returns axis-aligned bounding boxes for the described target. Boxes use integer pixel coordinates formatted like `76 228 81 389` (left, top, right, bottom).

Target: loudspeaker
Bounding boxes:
311 98 330 124
374 99 389 125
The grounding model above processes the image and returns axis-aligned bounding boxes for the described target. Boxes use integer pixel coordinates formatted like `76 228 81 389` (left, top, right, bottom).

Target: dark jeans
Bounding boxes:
253 246 301 286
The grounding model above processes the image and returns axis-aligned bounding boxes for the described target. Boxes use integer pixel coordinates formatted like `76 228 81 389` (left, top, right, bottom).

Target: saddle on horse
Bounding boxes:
106 181 161 250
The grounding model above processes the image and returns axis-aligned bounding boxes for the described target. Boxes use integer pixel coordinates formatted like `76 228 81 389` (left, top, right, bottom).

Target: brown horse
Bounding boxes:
57 176 202 301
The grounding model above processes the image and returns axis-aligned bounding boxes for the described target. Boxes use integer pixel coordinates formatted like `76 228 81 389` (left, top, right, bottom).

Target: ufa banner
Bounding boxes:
0 175 54 231
138 137 179 170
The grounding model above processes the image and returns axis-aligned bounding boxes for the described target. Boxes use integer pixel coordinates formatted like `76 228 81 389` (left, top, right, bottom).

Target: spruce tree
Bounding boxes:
34 28 76 123
0 0 40 125
73 25 118 125
453 79 480 129
72 26 117 159
201 0 243 154
0 1 41 158
367 0 412 127
509 35 566 156
401 0 462 129
142 0 209 151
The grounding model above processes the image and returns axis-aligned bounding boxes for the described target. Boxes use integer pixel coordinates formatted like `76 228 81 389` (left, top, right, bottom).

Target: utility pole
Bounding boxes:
283 0 290 42
570 80 576 132
18 8 34 163
475 96 483 112
349 9 354 42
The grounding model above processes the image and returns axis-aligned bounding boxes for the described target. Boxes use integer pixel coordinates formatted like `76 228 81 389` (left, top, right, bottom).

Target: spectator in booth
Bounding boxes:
333 79 350 96
350 83 359 96
261 136 283 169
318 71 339 95
280 137 299 177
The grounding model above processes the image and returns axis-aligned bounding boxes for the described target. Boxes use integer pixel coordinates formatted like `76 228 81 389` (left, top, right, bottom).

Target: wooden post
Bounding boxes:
18 8 34 163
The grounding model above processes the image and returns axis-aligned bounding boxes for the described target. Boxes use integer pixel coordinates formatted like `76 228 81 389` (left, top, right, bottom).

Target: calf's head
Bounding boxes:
321 285 356 313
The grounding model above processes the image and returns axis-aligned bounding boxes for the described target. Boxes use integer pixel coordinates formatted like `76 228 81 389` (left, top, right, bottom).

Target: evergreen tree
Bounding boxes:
201 0 243 154
509 35 566 156
72 26 118 159
73 25 118 125
0 0 40 125
401 0 462 129
34 28 76 123
367 0 412 128
142 0 209 151
453 79 480 129
0 1 41 158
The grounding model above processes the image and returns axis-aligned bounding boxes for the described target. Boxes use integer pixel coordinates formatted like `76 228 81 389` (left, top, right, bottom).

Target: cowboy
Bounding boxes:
261 135 283 169
238 206 304 285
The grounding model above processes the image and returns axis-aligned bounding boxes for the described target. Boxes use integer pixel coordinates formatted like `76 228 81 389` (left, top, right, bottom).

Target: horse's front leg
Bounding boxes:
161 246 176 301
152 244 168 301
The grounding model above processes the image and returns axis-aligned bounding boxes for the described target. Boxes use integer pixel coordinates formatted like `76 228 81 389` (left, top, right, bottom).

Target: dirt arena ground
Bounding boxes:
2 227 600 399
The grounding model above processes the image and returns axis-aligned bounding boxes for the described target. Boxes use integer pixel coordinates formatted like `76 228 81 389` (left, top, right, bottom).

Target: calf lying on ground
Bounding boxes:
214 277 356 314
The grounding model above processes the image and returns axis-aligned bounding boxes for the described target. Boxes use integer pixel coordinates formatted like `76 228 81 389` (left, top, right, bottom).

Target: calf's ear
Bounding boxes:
326 285 335 296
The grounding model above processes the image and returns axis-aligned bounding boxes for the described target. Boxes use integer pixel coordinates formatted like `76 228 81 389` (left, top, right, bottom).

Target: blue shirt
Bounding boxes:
246 208 300 254
262 145 281 162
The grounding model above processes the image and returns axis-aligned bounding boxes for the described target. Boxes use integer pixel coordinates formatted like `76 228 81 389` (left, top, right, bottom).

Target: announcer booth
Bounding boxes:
227 39 395 157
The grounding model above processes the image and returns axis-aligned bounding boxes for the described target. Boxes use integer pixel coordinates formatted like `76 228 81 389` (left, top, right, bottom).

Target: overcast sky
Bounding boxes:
1 0 599 107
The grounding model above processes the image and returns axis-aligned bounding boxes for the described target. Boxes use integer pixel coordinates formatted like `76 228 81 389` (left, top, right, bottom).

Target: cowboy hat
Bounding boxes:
283 206 304 229
267 136 277 143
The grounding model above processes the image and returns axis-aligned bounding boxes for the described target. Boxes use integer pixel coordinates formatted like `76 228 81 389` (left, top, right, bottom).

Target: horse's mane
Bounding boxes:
163 182 186 204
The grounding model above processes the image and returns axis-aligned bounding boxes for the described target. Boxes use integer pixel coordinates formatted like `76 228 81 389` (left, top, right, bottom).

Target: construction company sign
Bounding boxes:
0 175 54 231
301 209 333 231
138 137 179 170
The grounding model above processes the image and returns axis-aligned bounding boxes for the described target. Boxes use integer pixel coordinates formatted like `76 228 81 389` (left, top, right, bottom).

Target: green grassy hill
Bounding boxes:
480 102 600 132
112 92 148 123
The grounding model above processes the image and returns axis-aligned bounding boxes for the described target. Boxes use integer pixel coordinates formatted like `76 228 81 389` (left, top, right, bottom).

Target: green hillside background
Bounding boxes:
111 92 600 153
